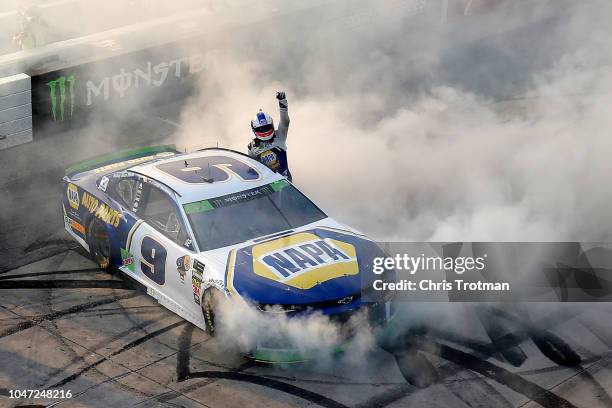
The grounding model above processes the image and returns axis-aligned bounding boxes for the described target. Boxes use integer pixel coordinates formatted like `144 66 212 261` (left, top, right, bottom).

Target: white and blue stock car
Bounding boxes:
61 145 391 362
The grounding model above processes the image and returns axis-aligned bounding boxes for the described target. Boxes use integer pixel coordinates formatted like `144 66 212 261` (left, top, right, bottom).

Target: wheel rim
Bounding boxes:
204 301 215 333
203 291 219 335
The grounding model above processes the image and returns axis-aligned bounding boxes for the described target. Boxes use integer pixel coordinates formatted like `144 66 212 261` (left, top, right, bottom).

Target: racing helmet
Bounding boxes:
251 110 275 141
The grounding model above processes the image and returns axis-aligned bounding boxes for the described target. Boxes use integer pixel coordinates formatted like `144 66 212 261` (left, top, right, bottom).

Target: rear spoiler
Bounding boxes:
65 144 179 178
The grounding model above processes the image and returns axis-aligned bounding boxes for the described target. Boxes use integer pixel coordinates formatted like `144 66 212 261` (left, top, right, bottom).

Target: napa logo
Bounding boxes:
251 232 358 289
66 183 79 210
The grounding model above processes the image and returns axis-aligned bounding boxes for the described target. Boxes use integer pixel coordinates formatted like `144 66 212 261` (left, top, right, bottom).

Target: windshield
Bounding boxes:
184 180 327 251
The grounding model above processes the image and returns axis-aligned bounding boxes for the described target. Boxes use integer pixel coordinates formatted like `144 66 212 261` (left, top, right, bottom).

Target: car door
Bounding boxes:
127 181 198 314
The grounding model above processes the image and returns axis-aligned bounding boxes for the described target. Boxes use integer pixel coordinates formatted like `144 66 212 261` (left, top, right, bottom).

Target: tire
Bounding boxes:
202 289 225 336
87 218 111 270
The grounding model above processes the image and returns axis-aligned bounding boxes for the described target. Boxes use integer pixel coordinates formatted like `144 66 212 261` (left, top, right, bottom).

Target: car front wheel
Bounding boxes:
202 288 225 336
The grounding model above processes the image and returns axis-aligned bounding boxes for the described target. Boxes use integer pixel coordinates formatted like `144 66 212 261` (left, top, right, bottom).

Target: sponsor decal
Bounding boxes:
337 296 354 305
259 149 280 171
132 181 143 212
269 179 290 191
176 255 191 282
184 180 289 215
112 170 130 178
93 152 175 174
192 285 201 305
205 278 225 290
120 248 135 272
63 206 85 236
67 183 80 210
183 200 214 214
67 207 81 221
147 286 160 300
47 75 76 122
82 192 123 227
192 259 205 305
69 219 86 235
98 176 109 192
85 54 205 106
192 259 205 279
251 232 359 290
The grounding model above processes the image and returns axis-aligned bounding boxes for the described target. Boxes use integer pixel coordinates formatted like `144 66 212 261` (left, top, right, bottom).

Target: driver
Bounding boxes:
247 91 292 181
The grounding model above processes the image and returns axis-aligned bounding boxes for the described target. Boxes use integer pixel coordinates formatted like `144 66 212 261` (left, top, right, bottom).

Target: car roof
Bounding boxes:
128 148 284 204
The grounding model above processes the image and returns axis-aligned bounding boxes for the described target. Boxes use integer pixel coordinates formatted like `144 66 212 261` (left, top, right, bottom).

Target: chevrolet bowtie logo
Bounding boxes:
337 296 353 305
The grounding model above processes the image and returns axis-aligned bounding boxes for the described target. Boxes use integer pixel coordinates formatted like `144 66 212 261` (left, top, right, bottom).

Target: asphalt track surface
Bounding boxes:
2 242 612 408
1 0 611 405
0 102 611 408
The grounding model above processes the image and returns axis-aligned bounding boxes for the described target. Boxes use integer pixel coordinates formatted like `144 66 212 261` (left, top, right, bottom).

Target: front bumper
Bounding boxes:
246 300 395 364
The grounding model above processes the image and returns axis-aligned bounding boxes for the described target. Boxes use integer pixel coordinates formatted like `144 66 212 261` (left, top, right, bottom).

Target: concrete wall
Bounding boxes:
0 73 32 150
0 2 333 137
0 0 560 147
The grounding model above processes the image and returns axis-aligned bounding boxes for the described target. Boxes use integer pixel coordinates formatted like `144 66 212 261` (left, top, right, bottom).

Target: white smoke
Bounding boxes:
167 1 612 360
175 0 612 242
5 0 609 364
215 296 377 365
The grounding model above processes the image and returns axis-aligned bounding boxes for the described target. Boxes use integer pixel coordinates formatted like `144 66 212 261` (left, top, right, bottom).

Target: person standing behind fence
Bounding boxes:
13 0 47 51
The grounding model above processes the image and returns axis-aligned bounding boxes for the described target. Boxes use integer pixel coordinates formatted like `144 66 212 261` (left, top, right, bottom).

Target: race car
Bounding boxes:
61 145 392 361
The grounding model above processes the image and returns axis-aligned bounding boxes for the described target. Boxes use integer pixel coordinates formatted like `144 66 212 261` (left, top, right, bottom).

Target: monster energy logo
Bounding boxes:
47 75 76 121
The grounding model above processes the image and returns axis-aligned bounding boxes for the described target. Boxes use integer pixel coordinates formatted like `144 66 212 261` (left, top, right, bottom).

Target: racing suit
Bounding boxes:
248 95 291 181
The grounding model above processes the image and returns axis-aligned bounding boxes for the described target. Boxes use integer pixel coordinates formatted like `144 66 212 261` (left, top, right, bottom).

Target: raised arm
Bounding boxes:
275 91 290 146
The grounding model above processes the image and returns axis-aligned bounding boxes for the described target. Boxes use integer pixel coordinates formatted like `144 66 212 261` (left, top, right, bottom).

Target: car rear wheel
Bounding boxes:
88 218 111 270
202 289 225 336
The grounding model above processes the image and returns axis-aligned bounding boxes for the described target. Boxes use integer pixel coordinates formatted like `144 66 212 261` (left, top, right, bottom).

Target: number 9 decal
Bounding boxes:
141 236 167 285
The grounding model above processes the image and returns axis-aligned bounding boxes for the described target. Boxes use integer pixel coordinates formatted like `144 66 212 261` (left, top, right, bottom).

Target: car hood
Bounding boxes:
206 219 385 306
